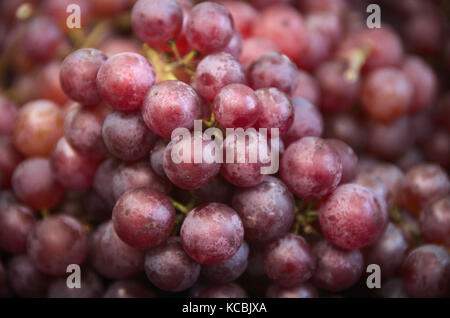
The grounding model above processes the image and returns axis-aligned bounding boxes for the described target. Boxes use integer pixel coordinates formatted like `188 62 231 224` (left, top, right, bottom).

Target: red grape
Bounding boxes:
7 255 49 298
0 204 36 254
0 95 18 136
419 196 450 246
265 282 318 298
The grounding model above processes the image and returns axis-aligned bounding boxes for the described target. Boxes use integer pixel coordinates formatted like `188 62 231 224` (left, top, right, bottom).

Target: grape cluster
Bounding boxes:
0 0 449 299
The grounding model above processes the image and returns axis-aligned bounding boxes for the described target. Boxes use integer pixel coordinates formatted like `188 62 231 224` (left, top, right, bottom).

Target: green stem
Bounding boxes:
168 40 182 62
344 46 371 82
171 199 195 215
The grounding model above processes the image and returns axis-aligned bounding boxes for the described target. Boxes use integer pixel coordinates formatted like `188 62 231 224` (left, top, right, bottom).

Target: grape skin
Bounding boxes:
7 255 50 298
0 136 23 188
265 282 318 298
420 196 450 246
0 95 18 136
103 280 155 298
196 282 248 298
0 204 36 254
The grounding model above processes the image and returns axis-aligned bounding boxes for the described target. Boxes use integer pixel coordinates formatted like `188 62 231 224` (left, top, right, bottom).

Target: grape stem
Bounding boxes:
344 46 371 82
171 198 195 215
40 209 50 219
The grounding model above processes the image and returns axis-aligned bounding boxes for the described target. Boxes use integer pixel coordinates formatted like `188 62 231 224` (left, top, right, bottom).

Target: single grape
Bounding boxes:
37 61 69 106
163 135 221 190
232 177 295 243
0 136 23 188
180 202 244 265
48 268 104 298
60 48 107 106
131 0 183 46
422 129 450 169
102 110 157 161
103 280 155 298
112 161 170 201
150 139 169 181
265 282 318 298
93 157 120 208
12 157 65 210
312 239 364 292
403 13 444 56
196 282 248 298
240 37 280 66
319 183 388 250
295 27 332 72
327 139 358 184
280 137 342 198
0 204 36 254
89 221 145 279
212 83 260 129
263 234 316 287
96 52 156 111
292 71 320 106
145 236 200 292
365 163 404 208
218 0 259 38
13 99 64 157
354 173 389 214
27 215 88 276
142 80 201 138
247 52 300 97
218 29 243 59
185 2 234 53
420 196 450 246
194 52 245 101
112 188 175 250
7 255 50 298
324 114 367 153
51 137 102 190
0 95 18 136
402 245 450 298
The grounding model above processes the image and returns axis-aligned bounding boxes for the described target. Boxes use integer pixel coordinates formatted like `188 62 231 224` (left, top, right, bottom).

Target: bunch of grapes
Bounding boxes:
0 0 449 299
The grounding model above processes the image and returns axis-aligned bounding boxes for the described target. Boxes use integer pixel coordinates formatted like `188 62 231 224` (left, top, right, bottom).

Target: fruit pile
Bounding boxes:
0 0 449 299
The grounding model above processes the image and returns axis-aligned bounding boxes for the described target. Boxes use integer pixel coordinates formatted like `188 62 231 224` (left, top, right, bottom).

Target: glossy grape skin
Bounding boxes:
0 190 17 212
218 0 259 38
361 68 413 123
232 177 295 244
60 48 107 106
374 278 408 298
13 99 64 157
324 114 367 153
327 139 358 184
103 280 155 298
0 204 36 254
283 95 326 145
422 130 450 169
202 241 249 284
145 236 200 292
401 56 437 113
12 158 64 210
97 53 156 111
292 71 320 106
51 138 102 190
221 130 269 188
420 196 450 246
240 37 280 66
48 268 104 298
363 223 409 280
150 139 169 181
399 164 450 215
89 221 145 279
131 0 183 46
354 173 389 215
180 203 244 265
255 88 294 137
315 60 361 114
402 245 450 298
185 2 233 53
7 255 50 298
295 28 331 72
252 5 307 61
365 163 404 208
246 52 299 96
197 282 248 298
27 215 88 276
37 61 69 106
319 184 388 250
312 239 364 292
112 188 175 250
163 135 221 190
265 282 318 298
212 84 260 129
93 157 120 208
142 80 201 138
219 30 243 59
22 17 63 63
112 161 170 201
103 110 157 161
280 137 342 199
0 137 22 188
263 234 316 288
194 52 245 101
64 103 110 159
0 95 18 136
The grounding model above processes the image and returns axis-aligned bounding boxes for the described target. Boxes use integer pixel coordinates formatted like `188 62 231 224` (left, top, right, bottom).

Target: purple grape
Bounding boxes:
0 95 18 136
292 71 320 106
27 215 88 276
180 202 244 265
186 2 234 53
93 157 120 208
246 52 300 96
150 139 169 181
194 52 245 101
218 29 243 59
265 282 318 298
7 255 50 298
0 136 23 188
420 196 450 246
327 139 358 184
142 80 201 138
102 110 157 162
212 83 260 129
145 236 200 292
354 173 389 214
232 177 295 243
365 163 404 208
196 282 248 298
402 245 450 298
112 188 175 250
280 137 342 198
97 53 156 111
312 239 364 292
48 268 104 298
319 184 388 250
60 48 107 105
0 204 36 254
131 0 183 46
103 280 155 298
89 221 145 279
22 17 63 62
163 135 221 190
324 114 367 152
262 234 316 287
190 175 234 204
